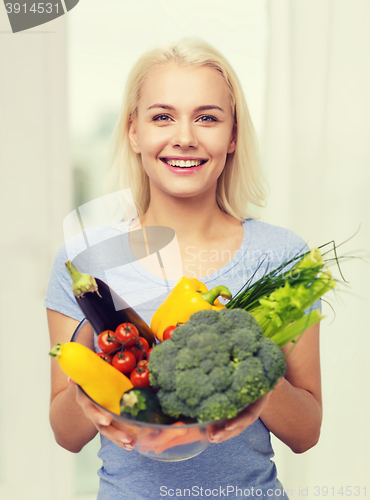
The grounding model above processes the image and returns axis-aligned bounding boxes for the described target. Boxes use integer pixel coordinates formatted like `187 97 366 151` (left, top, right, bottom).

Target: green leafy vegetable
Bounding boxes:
148 309 286 423
227 248 336 347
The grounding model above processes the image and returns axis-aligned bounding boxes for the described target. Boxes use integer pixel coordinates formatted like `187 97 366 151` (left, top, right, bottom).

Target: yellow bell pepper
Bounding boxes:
151 277 232 341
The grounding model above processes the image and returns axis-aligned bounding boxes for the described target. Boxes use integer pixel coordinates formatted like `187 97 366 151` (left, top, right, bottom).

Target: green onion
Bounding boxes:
226 247 337 348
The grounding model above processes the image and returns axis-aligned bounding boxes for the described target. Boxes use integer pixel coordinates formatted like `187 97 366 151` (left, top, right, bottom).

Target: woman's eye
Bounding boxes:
153 114 171 122
198 115 217 123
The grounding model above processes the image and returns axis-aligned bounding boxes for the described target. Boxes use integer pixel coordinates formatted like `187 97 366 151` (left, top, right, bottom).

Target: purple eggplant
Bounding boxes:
65 261 155 347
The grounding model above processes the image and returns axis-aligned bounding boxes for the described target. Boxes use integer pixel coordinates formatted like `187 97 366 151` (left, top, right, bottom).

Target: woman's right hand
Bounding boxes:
72 380 137 451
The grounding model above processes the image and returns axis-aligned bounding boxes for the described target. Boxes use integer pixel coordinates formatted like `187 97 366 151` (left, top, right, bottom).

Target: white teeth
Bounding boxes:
165 159 202 167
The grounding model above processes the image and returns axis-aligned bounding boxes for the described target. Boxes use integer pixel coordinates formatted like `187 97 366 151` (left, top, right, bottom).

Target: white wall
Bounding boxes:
0 8 76 500
263 1 370 497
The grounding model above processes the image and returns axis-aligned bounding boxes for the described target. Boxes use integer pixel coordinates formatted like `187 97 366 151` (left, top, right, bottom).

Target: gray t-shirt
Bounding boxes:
45 218 310 500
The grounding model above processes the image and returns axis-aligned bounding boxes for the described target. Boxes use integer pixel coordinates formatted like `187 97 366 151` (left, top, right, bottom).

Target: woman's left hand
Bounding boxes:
207 378 284 444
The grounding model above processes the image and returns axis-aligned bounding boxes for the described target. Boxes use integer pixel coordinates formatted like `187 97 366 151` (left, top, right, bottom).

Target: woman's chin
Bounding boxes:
149 176 217 203
166 185 213 201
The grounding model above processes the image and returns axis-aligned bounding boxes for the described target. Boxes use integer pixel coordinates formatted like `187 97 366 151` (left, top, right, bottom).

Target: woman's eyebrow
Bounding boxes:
147 104 225 113
147 104 175 111
196 105 225 113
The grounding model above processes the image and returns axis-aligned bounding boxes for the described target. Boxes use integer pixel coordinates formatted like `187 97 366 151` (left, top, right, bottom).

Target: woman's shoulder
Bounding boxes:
242 218 308 252
62 220 131 259
44 220 133 319
240 219 309 270
52 220 132 277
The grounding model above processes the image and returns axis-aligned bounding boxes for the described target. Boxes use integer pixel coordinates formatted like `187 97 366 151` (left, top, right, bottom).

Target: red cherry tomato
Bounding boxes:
112 351 137 374
138 337 149 351
96 352 113 364
130 360 150 387
163 325 177 340
115 323 139 347
97 330 121 354
126 337 150 362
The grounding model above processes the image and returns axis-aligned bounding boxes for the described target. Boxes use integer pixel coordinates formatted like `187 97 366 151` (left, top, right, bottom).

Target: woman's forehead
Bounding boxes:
139 63 231 111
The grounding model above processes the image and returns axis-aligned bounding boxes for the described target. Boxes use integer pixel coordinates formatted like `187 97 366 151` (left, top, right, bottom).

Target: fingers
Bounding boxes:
275 377 285 390
96 419 136 451
225 393 271 431
207 392 273 444
74 386 136 451
207 378 286 444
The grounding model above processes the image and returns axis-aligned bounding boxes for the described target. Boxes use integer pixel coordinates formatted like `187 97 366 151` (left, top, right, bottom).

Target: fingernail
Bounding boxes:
123 444 134 451
99 419 109 426
209 433 220 443
121 438 132 444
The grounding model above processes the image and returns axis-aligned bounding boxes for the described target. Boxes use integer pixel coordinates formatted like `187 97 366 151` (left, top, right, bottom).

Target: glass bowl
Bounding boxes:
71 319 213 461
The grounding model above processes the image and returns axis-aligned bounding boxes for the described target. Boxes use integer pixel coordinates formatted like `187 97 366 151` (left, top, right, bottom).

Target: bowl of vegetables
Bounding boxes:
51 249 337 462
66 306 287 461
69 318 212 461
94 411 211 462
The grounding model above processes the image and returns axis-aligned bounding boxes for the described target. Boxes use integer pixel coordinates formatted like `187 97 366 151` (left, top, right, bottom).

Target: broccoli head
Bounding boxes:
148 308 286 422
256 337 287 386
229 357 270 406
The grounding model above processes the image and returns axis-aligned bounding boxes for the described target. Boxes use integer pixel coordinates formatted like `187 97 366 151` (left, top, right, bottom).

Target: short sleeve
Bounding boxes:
44 243 84 321
285 228 310 262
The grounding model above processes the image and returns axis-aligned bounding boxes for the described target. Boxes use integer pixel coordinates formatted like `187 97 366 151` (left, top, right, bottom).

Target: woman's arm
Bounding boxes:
48 309 98 452
260 323 322 453
48 309 136 452
208 324 322 453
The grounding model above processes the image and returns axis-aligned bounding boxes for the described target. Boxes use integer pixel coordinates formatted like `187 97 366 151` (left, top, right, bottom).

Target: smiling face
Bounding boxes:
128 63 236 202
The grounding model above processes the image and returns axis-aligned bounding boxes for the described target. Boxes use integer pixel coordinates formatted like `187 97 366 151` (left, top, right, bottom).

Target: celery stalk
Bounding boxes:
269 309 324 347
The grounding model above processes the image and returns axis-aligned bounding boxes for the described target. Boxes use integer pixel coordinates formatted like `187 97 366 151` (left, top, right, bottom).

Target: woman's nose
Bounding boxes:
170 121 198 149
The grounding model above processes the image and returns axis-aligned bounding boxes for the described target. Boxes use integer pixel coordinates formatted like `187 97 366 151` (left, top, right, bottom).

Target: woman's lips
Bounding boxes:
160 158 207 174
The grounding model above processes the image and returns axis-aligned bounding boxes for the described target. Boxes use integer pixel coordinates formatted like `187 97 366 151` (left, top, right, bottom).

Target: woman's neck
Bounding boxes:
138 186 234 243
128 184 244 280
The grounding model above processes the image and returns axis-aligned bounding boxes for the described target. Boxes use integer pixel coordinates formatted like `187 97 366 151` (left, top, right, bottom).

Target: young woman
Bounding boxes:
46 37 322 500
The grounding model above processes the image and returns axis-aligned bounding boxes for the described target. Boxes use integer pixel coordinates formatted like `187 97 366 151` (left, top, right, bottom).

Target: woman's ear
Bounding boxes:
227 124 237 154
128 117 141 154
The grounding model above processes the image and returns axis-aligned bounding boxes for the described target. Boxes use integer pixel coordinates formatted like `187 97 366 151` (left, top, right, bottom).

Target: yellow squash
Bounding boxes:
50 342 133 414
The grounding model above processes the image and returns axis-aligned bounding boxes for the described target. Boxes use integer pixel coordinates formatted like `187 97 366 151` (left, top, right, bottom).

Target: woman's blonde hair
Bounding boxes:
104 37 266 220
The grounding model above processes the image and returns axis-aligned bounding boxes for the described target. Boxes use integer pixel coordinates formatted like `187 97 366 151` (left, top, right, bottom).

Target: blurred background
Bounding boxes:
0 1 369 499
